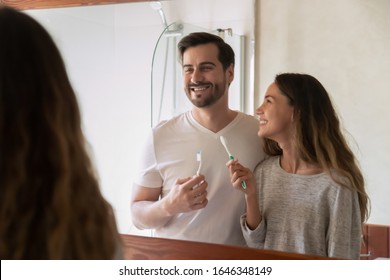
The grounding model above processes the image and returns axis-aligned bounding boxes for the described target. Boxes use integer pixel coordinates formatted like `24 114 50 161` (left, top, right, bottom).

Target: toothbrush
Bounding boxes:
220 136 247 189
196 150 202 176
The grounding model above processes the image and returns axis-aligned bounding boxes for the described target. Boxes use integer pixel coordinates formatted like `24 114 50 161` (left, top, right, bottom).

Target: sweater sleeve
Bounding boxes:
326 186 362 259
240 213 267 249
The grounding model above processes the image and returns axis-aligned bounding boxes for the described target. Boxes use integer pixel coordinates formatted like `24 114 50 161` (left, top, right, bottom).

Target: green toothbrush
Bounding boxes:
220 136 247 189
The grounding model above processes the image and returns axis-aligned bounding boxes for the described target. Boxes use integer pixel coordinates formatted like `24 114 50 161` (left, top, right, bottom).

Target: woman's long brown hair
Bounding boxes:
263 73 369 223
0 6 120 259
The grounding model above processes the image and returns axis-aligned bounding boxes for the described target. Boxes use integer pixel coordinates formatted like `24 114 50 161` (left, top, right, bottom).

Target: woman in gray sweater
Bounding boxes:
227 73 369 259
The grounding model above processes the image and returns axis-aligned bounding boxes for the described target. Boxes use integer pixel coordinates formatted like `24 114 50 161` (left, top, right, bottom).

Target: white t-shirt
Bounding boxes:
133 111 265 246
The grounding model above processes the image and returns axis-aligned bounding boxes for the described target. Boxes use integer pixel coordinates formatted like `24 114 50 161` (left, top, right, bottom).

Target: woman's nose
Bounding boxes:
255 104 263 116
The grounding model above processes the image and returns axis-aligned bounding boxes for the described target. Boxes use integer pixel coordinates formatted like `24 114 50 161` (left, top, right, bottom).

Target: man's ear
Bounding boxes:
226 64 234 85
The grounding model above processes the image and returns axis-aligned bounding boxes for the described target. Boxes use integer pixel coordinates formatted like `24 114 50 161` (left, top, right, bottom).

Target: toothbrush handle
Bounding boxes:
229 155 246 189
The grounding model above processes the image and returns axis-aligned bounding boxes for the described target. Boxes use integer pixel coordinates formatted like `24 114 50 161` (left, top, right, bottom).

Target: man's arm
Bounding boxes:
130 175 208 230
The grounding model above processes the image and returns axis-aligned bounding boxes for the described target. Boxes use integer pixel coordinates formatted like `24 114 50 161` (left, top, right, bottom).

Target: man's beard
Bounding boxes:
185 82 226 108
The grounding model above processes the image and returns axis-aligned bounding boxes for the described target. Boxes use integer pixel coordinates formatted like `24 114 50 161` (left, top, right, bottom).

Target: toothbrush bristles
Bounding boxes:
196 150 202 161
196 150 202 176
220 136 246 189
220 136 232 157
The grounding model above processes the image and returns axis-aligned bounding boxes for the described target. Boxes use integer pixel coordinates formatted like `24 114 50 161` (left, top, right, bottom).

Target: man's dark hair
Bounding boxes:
178 32 235 70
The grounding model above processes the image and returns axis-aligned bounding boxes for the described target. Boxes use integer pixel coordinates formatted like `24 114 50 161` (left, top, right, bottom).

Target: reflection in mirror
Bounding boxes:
6 0 390 258
5 0 389 257
151 22 246 126
254 0 390 231
22 0 255 242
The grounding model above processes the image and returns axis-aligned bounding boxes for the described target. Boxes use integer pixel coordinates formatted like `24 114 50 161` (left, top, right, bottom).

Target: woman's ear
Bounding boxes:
291 109 299 123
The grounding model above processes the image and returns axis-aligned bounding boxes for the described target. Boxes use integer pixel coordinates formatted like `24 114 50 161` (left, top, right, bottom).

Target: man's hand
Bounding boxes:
162 175 208 215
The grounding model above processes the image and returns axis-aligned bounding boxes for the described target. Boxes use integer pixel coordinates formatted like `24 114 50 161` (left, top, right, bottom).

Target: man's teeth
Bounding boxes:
191 85 210 91
260 120 267 125
192 86 208 91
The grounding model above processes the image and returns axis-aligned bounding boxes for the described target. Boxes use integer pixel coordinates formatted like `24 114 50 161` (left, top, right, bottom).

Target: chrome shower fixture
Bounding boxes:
164 23 183 37
217 28 233 39
150 1 168 28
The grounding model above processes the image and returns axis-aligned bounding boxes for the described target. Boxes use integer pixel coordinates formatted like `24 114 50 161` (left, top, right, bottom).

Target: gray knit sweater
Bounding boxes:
241 156 362 259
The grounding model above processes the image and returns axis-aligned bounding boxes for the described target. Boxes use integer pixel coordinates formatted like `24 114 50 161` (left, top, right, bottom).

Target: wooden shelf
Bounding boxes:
1 0 151 10
121 234 335 260
361 223 390 260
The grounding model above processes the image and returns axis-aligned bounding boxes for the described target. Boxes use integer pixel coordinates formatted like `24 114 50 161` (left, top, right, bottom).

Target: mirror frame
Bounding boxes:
1 0 151 10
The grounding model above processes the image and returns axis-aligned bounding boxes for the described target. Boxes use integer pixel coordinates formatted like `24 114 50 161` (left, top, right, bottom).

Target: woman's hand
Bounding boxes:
226 159 261 230
226 159 256 196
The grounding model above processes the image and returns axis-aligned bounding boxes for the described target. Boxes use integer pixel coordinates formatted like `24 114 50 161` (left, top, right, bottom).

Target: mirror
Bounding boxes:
17 0 256 242
7 0 389 253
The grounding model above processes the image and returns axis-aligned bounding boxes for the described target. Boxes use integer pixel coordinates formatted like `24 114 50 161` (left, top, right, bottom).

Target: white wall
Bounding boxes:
27 3 163 235
255 0 390 225
26 0 254 235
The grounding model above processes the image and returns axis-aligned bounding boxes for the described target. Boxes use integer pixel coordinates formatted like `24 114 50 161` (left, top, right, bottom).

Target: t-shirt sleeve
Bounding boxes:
132 129 163 188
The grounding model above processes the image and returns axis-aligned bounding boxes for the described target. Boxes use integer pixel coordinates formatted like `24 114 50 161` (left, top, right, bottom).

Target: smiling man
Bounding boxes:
130 32 265 246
